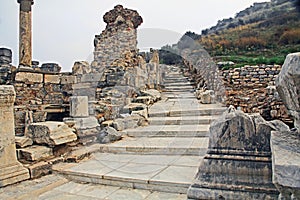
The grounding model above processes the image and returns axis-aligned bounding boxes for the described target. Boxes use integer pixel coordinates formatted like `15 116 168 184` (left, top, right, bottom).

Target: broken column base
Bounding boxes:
187 151 279 200
0 162 29 187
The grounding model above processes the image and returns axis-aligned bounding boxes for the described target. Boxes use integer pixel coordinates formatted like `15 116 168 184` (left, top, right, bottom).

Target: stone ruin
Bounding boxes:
0 4 163 186
187 53 300 199
92 4 143 72
0 2 299 199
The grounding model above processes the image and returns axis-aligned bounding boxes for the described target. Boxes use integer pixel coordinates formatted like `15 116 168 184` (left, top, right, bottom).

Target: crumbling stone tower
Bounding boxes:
91 5 143 73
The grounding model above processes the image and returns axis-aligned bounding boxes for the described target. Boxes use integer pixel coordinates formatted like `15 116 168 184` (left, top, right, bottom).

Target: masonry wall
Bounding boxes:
222 64 292 125
91 5 143 73
12 70 76 135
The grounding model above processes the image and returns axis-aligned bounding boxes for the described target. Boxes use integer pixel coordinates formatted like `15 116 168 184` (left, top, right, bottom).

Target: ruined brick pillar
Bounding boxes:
17 0 34 67
92 5 143 72
0 86 30 187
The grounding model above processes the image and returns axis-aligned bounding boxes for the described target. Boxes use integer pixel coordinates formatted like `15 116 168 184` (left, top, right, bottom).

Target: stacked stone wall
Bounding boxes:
92 5 142 73
221 64 292 125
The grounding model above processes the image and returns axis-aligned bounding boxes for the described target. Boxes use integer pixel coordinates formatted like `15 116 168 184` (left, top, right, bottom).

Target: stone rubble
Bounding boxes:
26 122 77 147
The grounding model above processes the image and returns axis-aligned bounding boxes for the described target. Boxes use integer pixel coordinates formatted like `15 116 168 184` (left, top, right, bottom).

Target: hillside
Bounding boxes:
199 0 300 68
160 0 300 68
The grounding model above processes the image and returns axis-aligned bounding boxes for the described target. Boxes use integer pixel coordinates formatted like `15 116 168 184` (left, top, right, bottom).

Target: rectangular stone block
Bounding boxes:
44 74 60 84
15 72 43 83
70 96 89 117
60 75 77 84
79 73 103 83
26 161 52 179
18 145 53 162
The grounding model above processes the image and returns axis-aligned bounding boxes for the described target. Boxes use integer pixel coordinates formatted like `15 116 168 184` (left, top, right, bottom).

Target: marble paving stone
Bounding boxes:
144 191 186 200
129 155 180 165
150 165 198 186
172 156 202 167
55 182 120 199
106 188 151 200
66 160 127 177
104 163 167 183
92 153 137 163
38 190 95 200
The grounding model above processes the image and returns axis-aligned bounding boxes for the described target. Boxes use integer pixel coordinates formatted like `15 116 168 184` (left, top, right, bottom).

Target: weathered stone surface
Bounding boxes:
97 127 122 144
15 136 33 148
26 122 77 147
123 103 147 114
271 130 300 199
141 89 161 102
276 52 300 130
18 0 34 67
26 161 52 179
60 75 76 84
17 145 53 162
72 61 91 75
44 74 60 84
112 114 146 131
103 5 143 29
187 106 288 199
64 117 100 139
0 85 30 187
0 48 12 64
70 96 89 118
15 72 43 83
92 5 142 72
196 89 215 104
40 63 61 73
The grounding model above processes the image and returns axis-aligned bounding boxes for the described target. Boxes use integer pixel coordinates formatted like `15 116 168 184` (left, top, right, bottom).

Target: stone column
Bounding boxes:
0 85 30 187
17 0 34 67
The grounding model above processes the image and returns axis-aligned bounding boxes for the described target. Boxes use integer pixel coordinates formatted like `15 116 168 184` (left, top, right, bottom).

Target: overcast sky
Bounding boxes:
0 0 269 71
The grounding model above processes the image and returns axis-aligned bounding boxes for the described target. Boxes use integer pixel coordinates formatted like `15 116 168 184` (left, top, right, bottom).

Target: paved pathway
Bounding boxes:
0 65 225 199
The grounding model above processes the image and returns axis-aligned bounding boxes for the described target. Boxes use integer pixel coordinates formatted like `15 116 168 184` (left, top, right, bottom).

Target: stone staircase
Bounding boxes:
53 66 226 197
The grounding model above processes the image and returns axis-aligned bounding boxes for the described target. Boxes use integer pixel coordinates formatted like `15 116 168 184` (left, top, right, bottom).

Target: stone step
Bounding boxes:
149 107 226 117
164 86 194 90
163 89 195 93
163 82 194 87
122 124 209 137
96 137 208 156
163 79 189 83
148 116 218 125
54 153 206 194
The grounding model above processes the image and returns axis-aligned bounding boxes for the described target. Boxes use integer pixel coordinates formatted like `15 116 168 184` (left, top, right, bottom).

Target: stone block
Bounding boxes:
72 61 91 75
26 122 77 147
60 75 77 84
18 145 53 162
0 48 12 64
79 73 102 83
64 117 100 139
44 74 60 84
26 161 52 179
70 96 89 117
40 63 61 73
15 72 43 83
97 126 122 144
15 136 33 148
141 89 161 101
